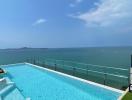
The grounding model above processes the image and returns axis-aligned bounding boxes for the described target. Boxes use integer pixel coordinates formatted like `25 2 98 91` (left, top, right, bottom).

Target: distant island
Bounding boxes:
0 47 48 50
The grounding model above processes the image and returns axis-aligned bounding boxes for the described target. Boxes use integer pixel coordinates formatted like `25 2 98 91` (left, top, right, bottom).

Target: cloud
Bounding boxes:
69 0 132 27
69 0 83 7
32 18 46 26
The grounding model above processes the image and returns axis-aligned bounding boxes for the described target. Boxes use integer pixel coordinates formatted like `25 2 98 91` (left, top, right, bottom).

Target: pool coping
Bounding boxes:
1 63 124 98
118 88 129 100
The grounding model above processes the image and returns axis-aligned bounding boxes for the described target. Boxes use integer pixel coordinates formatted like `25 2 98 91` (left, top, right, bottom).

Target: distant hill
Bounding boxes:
0 47 48 51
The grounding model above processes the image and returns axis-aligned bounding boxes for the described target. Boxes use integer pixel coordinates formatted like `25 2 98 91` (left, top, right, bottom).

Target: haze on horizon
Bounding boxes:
0 0 132 48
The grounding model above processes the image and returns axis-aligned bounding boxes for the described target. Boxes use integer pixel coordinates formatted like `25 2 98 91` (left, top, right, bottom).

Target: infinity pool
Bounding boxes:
1 63 122 100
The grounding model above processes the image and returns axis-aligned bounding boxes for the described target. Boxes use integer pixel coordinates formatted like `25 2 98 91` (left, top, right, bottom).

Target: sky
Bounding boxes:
0 0 132 48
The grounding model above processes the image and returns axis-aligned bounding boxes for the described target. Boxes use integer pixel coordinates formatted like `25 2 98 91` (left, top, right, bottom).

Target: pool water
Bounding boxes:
1 64 121 100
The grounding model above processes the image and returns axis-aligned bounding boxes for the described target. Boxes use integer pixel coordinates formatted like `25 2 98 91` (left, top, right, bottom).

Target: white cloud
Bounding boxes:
69 0 83 7
69 0 132 27
32 18 46 26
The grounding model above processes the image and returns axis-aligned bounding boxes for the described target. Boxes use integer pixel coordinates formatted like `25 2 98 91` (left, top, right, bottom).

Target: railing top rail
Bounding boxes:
43 58 129 71
56 63 128 78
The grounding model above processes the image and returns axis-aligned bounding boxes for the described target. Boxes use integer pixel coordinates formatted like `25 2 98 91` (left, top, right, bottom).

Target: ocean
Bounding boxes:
0 47 132 89
0 47 132 69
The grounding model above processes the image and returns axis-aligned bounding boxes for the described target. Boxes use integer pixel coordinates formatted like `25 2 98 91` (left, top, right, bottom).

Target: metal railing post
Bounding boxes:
104 73 107 85
54 60 57 71
33 58 36 65
131 55 132 68
87 66 89 75
54 64 57 71
43 60 45 67
73 67 76 76
129 55 132 92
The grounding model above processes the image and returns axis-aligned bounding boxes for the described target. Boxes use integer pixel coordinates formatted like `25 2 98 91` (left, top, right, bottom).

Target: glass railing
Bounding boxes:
26 58 129 90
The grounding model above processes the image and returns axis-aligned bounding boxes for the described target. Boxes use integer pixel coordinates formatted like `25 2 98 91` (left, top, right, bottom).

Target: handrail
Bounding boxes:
51 63 128 79
42 58 129 71
36 59 129 76
29 58 129 77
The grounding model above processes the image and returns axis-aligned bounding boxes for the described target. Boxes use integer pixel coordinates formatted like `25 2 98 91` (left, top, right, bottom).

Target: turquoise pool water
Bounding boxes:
1 64 121 100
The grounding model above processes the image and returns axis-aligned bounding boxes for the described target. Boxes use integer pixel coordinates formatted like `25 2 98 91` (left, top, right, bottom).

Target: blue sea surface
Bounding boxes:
0 47 132 69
